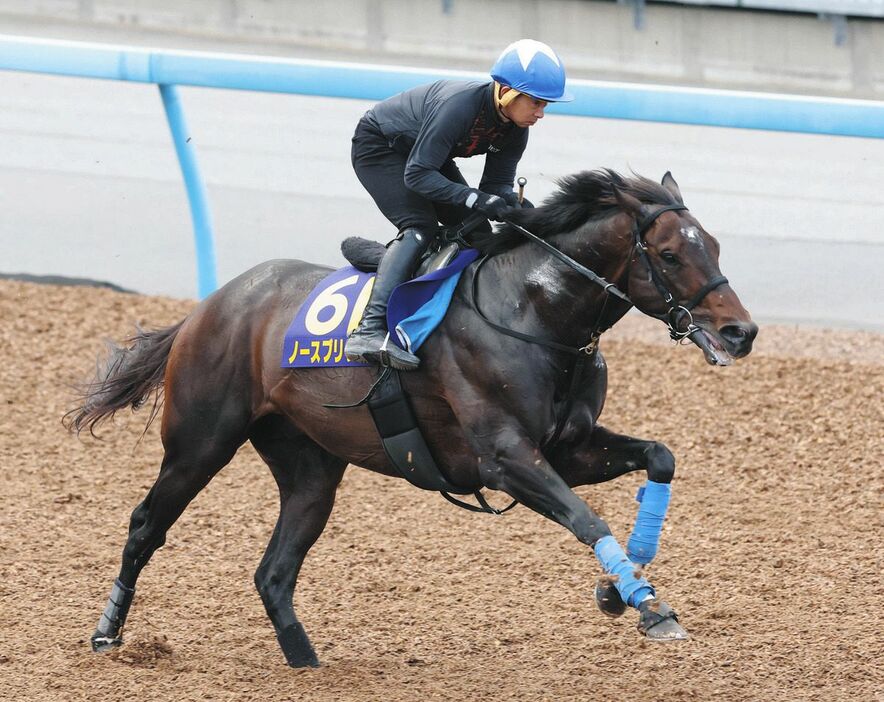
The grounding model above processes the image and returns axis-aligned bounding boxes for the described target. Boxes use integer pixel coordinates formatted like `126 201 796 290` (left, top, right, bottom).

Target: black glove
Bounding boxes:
466 190 511 221
501 191 535 209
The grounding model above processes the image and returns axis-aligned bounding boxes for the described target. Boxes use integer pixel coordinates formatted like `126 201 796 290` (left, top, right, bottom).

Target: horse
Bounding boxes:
68 169 757 668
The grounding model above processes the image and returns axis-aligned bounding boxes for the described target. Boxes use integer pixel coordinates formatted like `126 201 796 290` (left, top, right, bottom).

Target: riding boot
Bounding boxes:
345 227 427 370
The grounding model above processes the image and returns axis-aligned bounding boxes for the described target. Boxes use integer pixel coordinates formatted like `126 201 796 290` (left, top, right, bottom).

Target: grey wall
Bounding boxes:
1 0 883 98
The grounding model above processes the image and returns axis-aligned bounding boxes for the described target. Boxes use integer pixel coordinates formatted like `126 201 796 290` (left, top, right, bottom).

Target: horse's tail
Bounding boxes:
64 320 186 436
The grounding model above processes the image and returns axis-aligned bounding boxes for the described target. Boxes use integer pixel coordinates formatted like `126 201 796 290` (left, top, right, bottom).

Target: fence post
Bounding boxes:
158 83 217 299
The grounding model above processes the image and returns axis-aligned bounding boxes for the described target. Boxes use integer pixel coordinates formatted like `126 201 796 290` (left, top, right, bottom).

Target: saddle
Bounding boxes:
340 235 460 277
342 213 486 276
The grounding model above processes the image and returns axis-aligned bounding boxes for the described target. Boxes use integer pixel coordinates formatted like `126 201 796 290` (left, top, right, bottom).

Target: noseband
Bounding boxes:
632 205 729 341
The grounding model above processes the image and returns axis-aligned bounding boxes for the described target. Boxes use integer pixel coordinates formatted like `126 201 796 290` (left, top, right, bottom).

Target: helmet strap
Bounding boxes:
494 82 521 119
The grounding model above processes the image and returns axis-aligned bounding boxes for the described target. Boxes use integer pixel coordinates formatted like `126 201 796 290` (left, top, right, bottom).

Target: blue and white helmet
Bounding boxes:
490 39 573 103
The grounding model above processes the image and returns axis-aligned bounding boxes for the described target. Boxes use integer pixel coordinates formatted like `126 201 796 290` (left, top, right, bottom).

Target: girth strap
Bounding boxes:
365 367 518 515
367 368 467 493
441 490 519 515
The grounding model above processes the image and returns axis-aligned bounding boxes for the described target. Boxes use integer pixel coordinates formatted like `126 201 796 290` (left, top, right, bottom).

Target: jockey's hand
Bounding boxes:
466 190 511 221
501 191 535 209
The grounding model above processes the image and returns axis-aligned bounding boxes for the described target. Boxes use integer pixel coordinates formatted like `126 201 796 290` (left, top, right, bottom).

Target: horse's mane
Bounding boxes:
470 168 679 254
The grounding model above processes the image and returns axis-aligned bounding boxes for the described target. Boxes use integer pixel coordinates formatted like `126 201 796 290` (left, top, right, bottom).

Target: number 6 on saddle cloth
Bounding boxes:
280 243 478 370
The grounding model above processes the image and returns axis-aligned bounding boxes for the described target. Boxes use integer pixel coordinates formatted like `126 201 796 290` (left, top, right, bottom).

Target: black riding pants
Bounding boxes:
351 118 478 237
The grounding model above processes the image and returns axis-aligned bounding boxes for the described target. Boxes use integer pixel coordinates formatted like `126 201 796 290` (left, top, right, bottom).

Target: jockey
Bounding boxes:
345 38 573 371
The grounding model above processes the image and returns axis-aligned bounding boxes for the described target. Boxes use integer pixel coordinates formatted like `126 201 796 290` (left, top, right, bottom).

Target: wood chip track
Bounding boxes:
0 280 881 702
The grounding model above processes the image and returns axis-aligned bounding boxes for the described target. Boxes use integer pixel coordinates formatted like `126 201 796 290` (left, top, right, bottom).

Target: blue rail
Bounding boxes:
1 34 882 296
158 84 217 298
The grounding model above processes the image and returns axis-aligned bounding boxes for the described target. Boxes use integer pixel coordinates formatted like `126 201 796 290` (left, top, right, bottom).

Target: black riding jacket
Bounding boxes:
362 80 528 206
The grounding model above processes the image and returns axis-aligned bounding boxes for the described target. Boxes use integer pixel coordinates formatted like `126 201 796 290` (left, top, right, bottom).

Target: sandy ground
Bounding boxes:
0 279 881 702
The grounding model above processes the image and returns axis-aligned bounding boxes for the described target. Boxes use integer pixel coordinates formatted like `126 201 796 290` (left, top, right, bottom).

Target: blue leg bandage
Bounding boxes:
627 480 671 565
594 535 655 608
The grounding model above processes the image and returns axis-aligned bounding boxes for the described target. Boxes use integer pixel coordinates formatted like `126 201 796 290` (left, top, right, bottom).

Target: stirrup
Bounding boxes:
344 327 385 364
377 333 420 371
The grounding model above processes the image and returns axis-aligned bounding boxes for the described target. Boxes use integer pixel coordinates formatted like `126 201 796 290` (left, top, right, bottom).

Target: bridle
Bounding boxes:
630 204 729 341
472 203 729 351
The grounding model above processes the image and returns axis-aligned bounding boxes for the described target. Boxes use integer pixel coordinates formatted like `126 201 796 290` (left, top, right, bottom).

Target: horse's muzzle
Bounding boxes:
689 320 757 366
719 321 758 359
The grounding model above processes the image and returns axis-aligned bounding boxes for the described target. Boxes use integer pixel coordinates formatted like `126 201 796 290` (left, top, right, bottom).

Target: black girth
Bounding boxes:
366 367 518 514
327 365 518 515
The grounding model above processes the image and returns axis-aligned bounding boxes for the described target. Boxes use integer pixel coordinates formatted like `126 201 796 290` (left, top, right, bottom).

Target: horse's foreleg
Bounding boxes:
549 425 686 637
553 424 674 486
472 428 686 639
553 424 675 564
479 433 649 598
251 425 346 667
475 429 614 544
91 411 247 652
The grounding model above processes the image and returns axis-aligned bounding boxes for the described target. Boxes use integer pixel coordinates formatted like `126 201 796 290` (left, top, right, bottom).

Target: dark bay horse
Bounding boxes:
68 169 757 667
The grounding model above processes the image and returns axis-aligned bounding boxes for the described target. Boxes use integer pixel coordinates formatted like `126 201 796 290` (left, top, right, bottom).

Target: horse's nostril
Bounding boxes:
720 323 758 349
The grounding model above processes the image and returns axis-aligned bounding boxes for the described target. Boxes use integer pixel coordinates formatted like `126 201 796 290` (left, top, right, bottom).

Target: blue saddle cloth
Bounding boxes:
387 248 479 353
281 248 479 368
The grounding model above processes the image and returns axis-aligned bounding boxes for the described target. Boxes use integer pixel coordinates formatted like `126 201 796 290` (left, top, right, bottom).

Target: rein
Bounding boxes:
471 203 729 446
503 221 631 304
470 255 610 358
482 204 730 345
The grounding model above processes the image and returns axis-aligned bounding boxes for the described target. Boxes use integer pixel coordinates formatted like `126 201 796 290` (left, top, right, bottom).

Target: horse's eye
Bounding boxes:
661 251 679 264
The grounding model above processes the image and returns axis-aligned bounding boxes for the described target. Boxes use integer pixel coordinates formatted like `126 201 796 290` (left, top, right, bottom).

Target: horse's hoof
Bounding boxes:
91 633 124 652
637 599 690 641
594 577 626 618
284 645 320 669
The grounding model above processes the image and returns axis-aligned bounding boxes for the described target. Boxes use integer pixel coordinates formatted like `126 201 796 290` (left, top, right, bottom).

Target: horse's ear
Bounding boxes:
613 186 644 220
661 171 685 205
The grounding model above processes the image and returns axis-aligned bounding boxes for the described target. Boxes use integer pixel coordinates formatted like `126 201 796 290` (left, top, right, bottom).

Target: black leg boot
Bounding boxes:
345 228 427 370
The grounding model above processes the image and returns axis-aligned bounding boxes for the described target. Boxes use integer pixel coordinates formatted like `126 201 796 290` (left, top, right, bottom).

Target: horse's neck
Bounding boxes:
484 219 633 347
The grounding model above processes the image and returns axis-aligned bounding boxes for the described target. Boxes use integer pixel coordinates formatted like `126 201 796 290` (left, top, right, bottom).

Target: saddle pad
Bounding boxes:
388 248 480 352
281 249 479 368
281 266 374 368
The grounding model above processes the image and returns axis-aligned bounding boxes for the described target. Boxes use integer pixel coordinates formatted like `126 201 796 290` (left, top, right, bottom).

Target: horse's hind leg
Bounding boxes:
249 416 346 668
91 404 249 652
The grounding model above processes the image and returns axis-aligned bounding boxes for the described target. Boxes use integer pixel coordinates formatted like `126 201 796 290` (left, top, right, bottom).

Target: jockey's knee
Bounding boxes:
396 212 437 237
396 226 433 251
644 442 675 483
